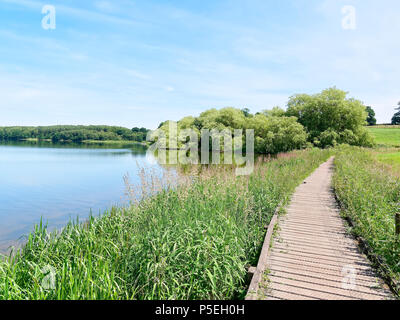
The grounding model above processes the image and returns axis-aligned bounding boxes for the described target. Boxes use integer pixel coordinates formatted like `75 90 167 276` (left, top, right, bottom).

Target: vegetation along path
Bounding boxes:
260 157 393 300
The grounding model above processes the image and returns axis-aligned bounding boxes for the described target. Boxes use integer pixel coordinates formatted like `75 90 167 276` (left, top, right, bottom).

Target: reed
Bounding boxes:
333 145 400 295
0 148 331 300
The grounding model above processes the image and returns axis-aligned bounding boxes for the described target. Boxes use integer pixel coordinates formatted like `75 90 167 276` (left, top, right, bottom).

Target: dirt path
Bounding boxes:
261 157 393 300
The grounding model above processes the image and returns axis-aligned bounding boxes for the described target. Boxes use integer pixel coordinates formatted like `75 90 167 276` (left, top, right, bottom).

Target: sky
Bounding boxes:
0 0 399 129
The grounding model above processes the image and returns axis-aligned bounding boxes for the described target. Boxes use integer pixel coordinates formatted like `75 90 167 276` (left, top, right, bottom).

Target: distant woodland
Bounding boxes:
0 125 149 143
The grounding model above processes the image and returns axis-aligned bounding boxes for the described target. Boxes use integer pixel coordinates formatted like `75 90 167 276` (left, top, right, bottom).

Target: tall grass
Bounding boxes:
0 148 331 300
333 145 400 294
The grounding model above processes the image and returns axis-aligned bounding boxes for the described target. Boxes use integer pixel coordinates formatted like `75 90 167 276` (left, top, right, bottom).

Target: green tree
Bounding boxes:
241 108 251 117
262 106 286 117
197 108 246 130
365 106 377 126
155 107 308 154
391 102 400 125
247 114 308 154
0 125 149 143
286 87 373 147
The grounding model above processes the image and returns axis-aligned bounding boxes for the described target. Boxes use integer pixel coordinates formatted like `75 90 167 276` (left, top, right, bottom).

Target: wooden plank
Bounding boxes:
256 157 394 300
245 212 279 300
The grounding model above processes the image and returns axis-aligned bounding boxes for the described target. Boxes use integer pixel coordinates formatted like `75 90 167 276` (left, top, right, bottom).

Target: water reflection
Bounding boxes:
0 141 155 253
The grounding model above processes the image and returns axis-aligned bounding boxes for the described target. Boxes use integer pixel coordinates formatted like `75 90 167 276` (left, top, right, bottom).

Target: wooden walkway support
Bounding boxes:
248 157 393 300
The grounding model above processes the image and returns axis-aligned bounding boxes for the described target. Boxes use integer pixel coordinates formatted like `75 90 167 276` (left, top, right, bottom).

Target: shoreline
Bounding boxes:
0 138 149 147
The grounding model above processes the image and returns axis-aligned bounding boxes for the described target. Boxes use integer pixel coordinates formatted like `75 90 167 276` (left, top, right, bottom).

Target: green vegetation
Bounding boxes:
0 148 331 300
0 88 395 300
157 108 308 154
0 126 149 143
391 102 400 125
367 127 400 147
333 146 400 293
366 106 377 126
374 150 400 174
377 151 400 166
286 87 374 148
156 87 374 155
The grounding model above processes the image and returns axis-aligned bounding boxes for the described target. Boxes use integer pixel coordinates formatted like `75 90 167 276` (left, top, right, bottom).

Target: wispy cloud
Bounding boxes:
0 0 399 127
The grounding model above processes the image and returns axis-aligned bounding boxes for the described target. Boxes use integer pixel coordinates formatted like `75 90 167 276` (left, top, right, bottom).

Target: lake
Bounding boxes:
0 141 161 253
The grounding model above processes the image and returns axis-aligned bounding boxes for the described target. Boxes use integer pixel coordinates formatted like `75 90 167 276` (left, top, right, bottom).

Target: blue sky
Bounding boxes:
0 0 399 129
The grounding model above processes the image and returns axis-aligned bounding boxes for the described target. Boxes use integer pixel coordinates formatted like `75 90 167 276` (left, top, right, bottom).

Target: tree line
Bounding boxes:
366 101 400 125
392 102 400 125
155 87 375 155
0 125 149 143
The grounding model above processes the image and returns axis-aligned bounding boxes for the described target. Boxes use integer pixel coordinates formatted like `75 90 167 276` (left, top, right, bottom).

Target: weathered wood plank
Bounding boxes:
253 157 393 300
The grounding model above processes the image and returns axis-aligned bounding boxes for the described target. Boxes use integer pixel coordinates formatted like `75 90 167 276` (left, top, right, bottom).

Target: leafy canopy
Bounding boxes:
286 87 374 147
156 107 308 154
365 106 377 126
154 87 376 154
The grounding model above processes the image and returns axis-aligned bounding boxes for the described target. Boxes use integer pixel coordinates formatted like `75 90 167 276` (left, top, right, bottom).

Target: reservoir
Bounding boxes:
0 141 160 253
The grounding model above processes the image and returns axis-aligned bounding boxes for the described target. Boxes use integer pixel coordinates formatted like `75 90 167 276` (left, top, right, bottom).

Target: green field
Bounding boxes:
375 151 400 174
367 127 400 147
377 152 400 165
367 126 400 170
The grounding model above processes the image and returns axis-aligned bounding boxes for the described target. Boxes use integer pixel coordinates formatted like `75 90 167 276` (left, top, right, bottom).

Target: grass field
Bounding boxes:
377 151 400 166
367 127 400 147
0 149 331 300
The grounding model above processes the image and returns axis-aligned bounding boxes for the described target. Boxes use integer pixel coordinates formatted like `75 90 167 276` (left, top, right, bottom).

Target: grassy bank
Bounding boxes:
333 146 400 294
0 148 331 300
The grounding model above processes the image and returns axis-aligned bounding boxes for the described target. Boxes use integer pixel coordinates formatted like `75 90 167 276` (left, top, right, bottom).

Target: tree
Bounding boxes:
247 114 308 154
241 108 251 118
391 102 400 125
262 106 286 117
365 106 377 126
155 107 308 154
286 87 374 147
0 125 149 142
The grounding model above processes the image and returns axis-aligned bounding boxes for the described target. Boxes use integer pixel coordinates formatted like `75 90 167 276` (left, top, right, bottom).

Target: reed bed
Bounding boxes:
333 145 400 294
0 148 331 300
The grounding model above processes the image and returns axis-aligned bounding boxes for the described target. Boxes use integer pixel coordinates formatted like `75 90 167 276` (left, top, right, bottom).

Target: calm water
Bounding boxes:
0 141 161 253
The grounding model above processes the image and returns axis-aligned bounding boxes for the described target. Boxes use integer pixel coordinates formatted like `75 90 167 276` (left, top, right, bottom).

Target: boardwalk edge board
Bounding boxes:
246 158 394 300
245 204 282 300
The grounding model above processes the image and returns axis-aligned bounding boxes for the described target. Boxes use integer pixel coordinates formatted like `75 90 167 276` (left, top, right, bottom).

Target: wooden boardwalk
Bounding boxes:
260 157 393 300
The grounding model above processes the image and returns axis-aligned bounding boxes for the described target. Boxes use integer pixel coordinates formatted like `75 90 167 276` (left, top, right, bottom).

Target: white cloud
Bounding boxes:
0 0 399 125
94 1 116 13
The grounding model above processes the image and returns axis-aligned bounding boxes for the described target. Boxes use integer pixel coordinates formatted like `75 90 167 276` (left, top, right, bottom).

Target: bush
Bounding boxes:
318 129 339 147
